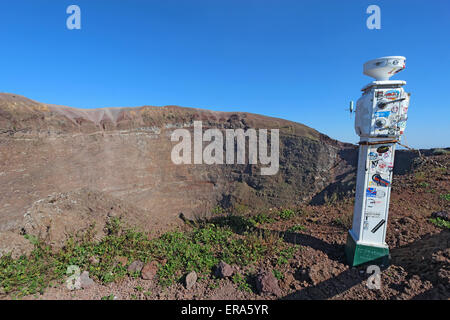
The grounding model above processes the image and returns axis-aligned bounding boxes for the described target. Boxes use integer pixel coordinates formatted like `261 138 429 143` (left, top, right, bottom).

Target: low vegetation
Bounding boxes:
0 208 302 298
429 217 450 230
232 273 252 292
333 213 353 230
278 209 296 220
287 224 307 232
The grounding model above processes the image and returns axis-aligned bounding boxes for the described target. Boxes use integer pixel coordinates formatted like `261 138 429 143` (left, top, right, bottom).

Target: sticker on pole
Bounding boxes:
374 111 390 118
376 145 390 154
384 90 400 100
371 219 386 233
372 174 390 187
368 152 378 160
366 188 377 197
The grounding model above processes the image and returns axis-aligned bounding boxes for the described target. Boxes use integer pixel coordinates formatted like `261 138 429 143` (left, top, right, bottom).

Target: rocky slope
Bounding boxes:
8 152 450 300
0 93 448 300
0 93 356 239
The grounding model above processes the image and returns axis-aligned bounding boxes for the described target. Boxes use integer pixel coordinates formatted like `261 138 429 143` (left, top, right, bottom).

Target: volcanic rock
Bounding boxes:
0 93 356 232
0 93 359 253
215 261 234 278
141 261 159 280
255 270 282 297
431 211 449 221
185 271 197 290
127 260 144 273
79 271 95 289
115 256 128 267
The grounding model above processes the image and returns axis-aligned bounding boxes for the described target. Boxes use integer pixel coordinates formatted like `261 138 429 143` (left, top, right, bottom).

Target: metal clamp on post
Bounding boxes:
358 140 398 146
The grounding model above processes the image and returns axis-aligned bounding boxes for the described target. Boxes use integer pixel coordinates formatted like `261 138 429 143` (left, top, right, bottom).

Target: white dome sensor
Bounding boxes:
363 56 406 81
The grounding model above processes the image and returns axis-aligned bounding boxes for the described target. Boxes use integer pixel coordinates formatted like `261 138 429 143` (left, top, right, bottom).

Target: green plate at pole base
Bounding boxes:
345 232 390 267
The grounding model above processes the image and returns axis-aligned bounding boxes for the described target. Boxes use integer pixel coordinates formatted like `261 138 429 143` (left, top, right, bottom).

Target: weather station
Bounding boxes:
345 56 411 266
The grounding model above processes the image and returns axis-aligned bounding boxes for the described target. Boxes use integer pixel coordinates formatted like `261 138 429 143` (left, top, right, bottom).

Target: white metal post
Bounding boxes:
345 56 410 266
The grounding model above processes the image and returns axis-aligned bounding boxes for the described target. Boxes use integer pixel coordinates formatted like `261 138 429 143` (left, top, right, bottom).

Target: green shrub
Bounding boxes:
232 273 252 292
429 217 450 229
432 148 449 155
247 213 275 226
278 209 296 220
276 246 298 266
287 224 307 232
272 269 284 280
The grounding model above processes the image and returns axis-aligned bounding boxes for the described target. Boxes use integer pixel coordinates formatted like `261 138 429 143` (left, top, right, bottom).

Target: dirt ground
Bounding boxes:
11 155 450 300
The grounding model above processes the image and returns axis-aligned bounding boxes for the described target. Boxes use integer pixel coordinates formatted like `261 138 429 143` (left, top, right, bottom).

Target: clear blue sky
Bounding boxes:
1 0 449 148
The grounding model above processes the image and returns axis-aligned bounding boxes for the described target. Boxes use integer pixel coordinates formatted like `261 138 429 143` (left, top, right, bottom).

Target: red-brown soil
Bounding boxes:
15 154 449 300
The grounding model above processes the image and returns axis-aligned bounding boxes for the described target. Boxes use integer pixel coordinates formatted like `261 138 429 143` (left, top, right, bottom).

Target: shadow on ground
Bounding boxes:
280 229 449 300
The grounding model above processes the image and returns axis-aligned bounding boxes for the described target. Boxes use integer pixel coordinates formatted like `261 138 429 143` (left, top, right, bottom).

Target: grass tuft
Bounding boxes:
429 217 450 229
